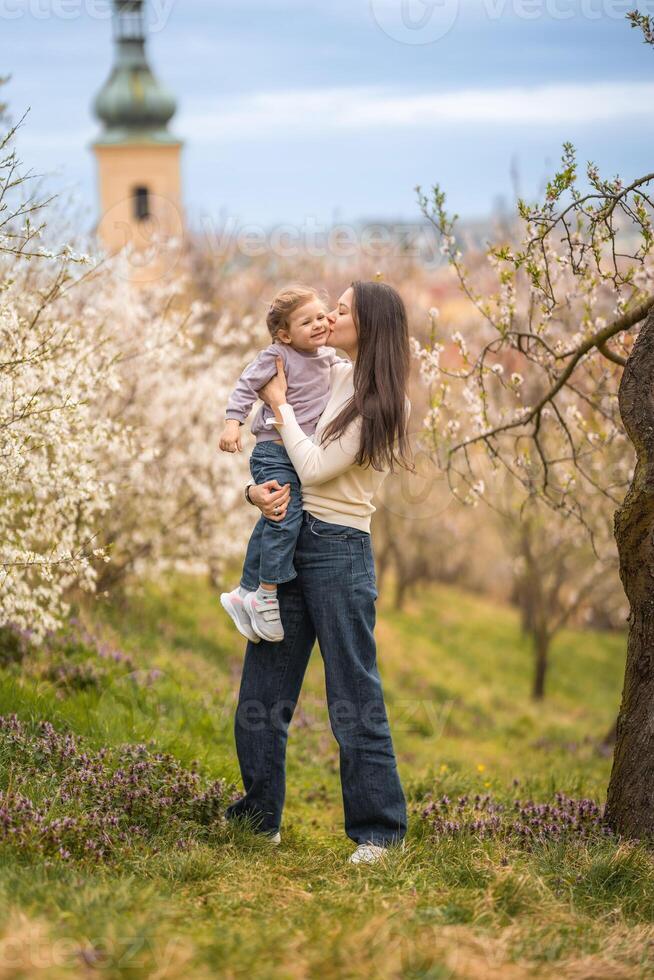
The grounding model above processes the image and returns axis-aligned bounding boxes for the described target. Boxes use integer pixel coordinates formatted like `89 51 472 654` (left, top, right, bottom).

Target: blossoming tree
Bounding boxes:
1 116 255 638
89 260 254 592
410 13 654 837
0 116 127 639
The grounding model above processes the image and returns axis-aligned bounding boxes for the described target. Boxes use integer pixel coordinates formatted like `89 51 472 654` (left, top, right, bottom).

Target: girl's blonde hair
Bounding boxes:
266 284 323 338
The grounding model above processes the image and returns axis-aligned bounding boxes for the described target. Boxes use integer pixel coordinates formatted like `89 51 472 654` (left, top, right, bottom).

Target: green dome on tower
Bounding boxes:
92 0 179 144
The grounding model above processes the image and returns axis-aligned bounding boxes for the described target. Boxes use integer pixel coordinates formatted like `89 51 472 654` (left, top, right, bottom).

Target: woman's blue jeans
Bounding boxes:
225 511 408 846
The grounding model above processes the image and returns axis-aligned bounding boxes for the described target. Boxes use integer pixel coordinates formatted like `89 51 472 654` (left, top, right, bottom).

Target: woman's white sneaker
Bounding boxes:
220 588 260 643
348 842 389 864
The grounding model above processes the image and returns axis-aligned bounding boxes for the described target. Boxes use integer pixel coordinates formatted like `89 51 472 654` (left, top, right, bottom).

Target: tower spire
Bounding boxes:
92 0 177 143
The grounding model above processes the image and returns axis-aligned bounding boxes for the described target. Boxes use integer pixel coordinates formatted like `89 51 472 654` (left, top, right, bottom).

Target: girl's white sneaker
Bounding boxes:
220 588 260 644
243 589 284 643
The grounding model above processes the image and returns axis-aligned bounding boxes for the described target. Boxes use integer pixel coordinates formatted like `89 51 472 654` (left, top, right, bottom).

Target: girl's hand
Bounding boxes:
249 479 291 521
219 419 243 453
258 357 288 419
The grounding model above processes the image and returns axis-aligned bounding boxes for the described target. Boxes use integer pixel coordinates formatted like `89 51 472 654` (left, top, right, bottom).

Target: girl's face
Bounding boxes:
326 287 358 358
278 297 330 352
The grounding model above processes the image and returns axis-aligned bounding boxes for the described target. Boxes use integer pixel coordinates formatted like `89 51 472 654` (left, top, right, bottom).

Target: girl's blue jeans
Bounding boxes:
226 511 408 846
241 441 303 590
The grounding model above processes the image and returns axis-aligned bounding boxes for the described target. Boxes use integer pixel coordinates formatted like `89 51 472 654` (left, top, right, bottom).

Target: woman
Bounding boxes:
224 281 412 864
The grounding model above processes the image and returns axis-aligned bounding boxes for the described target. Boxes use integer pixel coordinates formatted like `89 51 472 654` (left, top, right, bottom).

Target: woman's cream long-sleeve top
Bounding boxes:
273 359 405 533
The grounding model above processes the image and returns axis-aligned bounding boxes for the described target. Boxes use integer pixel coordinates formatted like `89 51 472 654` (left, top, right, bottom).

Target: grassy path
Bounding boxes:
0 576 652 979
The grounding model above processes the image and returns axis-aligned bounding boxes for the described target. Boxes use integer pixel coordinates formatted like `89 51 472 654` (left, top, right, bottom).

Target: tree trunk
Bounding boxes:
605 308 654 838
532 629 549 701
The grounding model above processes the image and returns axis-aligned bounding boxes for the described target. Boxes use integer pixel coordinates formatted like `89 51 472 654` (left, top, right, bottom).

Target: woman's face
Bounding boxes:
326 287 358 358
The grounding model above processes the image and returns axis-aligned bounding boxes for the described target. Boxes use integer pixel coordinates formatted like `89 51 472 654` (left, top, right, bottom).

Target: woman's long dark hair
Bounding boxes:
321 280 413 472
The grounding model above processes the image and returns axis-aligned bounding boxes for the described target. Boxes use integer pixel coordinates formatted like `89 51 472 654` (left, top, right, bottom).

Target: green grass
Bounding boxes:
0 575 652 979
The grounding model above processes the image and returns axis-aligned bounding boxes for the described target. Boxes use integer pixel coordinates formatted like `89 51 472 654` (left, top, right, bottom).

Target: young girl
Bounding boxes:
218 285 345 644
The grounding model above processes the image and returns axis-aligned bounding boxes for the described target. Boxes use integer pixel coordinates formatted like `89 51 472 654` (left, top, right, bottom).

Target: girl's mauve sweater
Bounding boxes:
225 342 345 443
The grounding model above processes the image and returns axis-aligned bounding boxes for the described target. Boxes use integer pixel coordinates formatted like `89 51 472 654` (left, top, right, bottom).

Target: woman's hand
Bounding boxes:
248 479 291 521
258 357 288 421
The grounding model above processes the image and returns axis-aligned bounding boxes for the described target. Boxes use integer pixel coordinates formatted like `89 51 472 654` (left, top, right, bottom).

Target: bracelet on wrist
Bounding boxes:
244 483 255 505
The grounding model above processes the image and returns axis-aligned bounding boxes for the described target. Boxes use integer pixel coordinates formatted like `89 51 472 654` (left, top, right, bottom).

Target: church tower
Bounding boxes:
91 0 184 281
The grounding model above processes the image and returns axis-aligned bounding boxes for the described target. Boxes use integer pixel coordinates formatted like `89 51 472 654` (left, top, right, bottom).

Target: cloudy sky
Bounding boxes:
4 0 653 234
